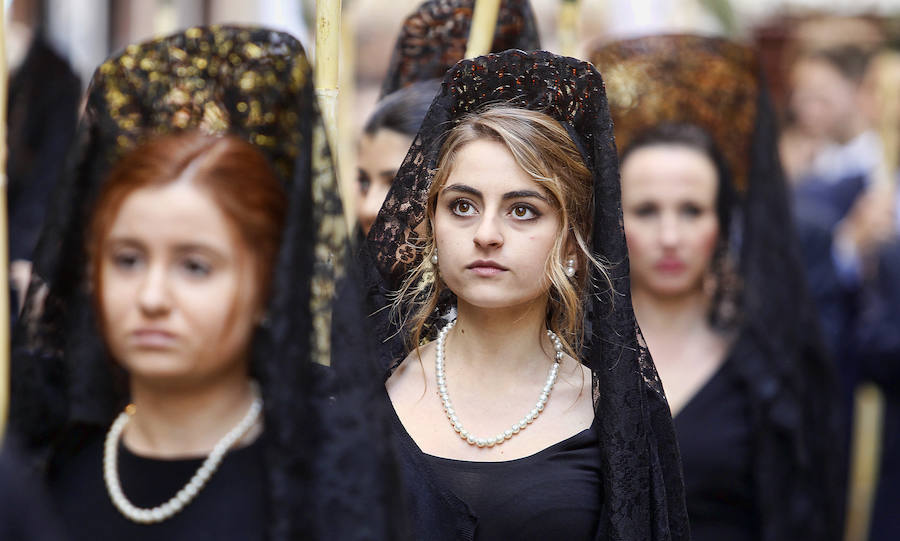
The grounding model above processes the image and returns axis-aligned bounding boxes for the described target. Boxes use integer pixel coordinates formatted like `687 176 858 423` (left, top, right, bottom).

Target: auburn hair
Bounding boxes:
87 131 287 311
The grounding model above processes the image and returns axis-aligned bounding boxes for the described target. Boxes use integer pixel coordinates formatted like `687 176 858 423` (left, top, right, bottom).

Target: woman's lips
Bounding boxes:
655 258 686 273
130 329 177 348
467 260 508 277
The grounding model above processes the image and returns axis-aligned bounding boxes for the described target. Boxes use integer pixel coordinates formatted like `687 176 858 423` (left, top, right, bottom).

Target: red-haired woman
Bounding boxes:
10 27 401 541
44 132 281 539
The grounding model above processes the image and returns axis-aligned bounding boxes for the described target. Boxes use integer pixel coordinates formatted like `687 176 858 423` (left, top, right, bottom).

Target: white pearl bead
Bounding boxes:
103 393 263 524
435 320 566 448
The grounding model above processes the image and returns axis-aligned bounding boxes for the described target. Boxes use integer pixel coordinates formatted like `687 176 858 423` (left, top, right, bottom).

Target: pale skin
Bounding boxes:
386 139 593 462
356 129 413 235
620 144 730 416
100 178 263 458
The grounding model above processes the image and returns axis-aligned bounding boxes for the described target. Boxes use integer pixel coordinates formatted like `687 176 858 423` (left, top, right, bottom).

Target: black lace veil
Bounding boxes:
591 35 845 541
364 49 689 541
10 26 404 541
379 0 540 98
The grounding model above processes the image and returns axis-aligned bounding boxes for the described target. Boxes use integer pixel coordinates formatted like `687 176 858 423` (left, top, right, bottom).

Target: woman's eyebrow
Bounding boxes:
441 184 482 197
502 190 548 202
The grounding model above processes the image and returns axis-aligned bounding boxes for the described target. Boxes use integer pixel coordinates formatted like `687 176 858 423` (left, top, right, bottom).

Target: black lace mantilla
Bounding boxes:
379 0 541 97
592 35 846 541
364 49 689 541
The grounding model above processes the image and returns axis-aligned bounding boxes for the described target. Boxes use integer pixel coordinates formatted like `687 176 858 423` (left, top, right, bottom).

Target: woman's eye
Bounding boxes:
357 170 371 195
632 204 657 218
511 205 538 220
451 199 477 216
680 204 703 218
111 251 143 271
180 258 212 278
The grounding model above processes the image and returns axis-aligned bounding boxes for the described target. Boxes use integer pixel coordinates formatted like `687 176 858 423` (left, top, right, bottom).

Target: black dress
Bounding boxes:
672 356 758 541
47 431 266 541
390 405 603 540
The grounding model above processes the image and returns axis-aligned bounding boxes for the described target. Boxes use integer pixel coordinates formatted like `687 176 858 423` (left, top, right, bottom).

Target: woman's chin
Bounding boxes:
118 354 198 384
455 289 545 312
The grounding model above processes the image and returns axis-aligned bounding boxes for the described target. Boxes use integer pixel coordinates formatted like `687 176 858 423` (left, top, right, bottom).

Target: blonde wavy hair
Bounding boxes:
392 105 611 358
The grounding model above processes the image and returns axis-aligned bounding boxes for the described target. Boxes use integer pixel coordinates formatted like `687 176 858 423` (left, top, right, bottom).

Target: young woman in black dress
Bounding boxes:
593 34 846 541
364 49 689 541
9 26 403 541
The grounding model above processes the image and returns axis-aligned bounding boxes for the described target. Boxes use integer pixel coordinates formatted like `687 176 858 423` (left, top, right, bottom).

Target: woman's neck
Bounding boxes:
449 297 555 381
630 286 710 341
122 371 257 458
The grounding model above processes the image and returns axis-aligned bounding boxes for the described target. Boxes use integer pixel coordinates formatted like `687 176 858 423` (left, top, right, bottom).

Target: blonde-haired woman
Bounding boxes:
364 50 688 541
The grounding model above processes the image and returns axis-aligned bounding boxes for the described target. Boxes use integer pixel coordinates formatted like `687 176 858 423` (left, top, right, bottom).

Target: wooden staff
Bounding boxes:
315 0 342 155
465 0 501 59
873 51 900 187
558 0 579 58
338 6 356 229
0 4 11 441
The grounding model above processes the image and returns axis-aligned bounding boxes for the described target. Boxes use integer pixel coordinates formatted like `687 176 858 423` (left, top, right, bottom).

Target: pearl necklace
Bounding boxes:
103 392 263 524
435 319 562 448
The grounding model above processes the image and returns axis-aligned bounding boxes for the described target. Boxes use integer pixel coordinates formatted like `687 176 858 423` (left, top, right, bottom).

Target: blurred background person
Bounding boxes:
793 49 900 541
356 80 440 237
787 45 879 186
5 0 81 323
355 0 540 235
9 26 405 541
593 35 845 541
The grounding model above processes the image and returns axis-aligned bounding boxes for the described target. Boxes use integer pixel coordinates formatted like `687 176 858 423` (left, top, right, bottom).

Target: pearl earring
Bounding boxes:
431 249 438 265
565 258 576 278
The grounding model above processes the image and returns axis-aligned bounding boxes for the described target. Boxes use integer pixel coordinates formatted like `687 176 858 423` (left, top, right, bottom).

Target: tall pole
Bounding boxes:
558 0 579 58
465 0 501 59
0 4 11 441
315 0 341 154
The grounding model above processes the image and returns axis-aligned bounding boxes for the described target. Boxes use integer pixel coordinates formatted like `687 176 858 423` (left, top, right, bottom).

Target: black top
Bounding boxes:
0 435 67 541
47 432 267 541
673 356 758 541
391 406 603 540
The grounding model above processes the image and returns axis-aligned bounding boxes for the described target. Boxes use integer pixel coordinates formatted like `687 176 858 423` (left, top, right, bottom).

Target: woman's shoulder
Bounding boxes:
386 342 435 398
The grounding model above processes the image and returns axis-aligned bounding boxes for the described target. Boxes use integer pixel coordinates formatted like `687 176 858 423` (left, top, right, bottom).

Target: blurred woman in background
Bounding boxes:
593 35 846 541
9 26 404 541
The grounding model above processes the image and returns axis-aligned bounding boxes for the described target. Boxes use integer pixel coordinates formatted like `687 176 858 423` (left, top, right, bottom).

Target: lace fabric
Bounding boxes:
363 49 689 541
10 25 404 541
591 35 846 541
379 0 541 98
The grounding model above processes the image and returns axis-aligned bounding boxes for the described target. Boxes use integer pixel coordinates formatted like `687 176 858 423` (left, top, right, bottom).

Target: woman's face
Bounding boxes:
790 58 859 141
99 179 262 387
432 139 561 311
356 129 413 235
621 144 719 299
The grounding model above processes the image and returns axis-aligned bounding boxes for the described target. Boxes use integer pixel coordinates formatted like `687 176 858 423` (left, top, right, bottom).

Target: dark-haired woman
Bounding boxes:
357 80 440 235
593 35 846 541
